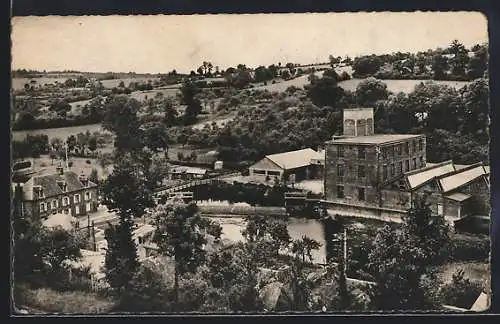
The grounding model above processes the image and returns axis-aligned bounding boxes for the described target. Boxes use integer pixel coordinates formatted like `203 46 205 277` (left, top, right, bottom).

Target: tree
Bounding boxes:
431 54 448 80
88 136 98 154
352 55 384 77
39 227 82 277
305 72 345 108
180 81 202 124
141 121 169 158
448 40 469 78
101 155 154 292
355 77 389 107
439 269 484 309
102 96 143 154
89 168 99 184
152 201 211 310
468 44 488 79
458 78 489 144
367 196 451 310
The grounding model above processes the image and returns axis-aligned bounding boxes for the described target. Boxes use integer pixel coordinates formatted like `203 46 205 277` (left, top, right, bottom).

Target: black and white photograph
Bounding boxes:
10 12 491 314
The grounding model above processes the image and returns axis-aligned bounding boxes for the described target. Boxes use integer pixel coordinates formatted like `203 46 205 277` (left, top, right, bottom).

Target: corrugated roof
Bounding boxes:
329 134 422 145
439 166 487 193
23 171 97 200
266 148 322 170
406 161 456 189
445 192 472 202
171 166 207 175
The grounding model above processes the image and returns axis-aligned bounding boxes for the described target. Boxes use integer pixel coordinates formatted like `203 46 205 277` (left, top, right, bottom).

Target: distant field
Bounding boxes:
12 123 106 141
12 77 69 91
100 77 160 89
129 87 180 101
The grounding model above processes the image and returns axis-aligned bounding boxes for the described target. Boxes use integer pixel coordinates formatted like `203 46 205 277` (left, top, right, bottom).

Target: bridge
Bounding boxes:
153 172 241 201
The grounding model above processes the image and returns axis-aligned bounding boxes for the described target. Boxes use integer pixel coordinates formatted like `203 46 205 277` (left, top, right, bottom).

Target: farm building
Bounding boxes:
323 107 490 226
249 148 324 183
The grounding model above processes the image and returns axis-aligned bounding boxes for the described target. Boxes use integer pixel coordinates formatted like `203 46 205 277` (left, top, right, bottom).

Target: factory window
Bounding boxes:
397 144 402 156
358 147 366 159
390 163 395 177
405 160 410 172
382 148 387 159
358 188 366 201
383 165 388 180
413 158 417 169
413 140 417 152
338 146 344 158
419 139 424 151
337 186 345 199
358 165 366 179
337 164 345 181
398 161 403 174
420 156 425 167
404 142 410 154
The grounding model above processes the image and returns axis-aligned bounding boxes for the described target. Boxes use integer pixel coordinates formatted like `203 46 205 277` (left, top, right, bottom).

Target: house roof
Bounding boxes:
445 192 472 202
405 161 456 189
327 134 423 145
266 148 322 170
438 165 488 193
22 171 97 200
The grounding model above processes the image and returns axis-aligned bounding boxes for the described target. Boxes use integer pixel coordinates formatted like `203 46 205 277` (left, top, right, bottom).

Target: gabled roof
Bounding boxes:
405 160 456 190
266 148 322 170
23 171 97 200
438 164 488 193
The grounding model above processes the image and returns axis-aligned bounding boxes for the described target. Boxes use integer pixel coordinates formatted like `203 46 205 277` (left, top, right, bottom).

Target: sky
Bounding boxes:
11 12 488 74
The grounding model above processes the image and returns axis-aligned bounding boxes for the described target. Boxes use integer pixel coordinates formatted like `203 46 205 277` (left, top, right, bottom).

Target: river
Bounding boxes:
208 216 327 264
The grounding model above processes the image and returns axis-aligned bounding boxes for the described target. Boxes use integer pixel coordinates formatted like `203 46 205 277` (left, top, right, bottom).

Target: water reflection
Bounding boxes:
207 216 327 264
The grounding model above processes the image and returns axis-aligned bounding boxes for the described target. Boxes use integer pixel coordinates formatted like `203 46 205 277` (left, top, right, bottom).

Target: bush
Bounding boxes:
68 161 73 168
86 160 92 165
440 269 484 309
451 234 490 262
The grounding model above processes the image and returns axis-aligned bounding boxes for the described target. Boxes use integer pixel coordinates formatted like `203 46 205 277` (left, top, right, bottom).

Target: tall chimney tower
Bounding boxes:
343 108 374 137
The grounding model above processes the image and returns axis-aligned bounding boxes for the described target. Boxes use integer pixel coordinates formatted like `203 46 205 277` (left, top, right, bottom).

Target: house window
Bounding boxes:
337 164 344 181
253 170 266 175
39 202 46 212
358 165 366 179
398 161 403 174
404 142 410 154
74 194 81 203
338 146 344 158
358 188 366 201
85 191 92 201
337 185 345 199
413 158 417 169
419 156 425 167
405 160 410 172
51 200 58 209
62 197 69 206
358 147 365 159
390 163 395 177
268 171 280 176
382 165 388 180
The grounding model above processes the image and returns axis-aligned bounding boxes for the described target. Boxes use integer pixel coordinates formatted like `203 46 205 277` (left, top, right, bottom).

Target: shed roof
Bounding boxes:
328 134 422 145
438 165 488 193
266 148 322 170
405 161 456 189
445 192 472 202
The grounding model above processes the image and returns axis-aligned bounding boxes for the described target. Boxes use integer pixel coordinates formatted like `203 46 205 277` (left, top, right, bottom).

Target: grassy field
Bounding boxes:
129 87 180 101
12 123 106 141
14 283 116 314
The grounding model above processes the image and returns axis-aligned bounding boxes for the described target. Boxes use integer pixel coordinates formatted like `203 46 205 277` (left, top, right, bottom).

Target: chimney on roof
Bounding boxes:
343 108 374 137
79 172 89 187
